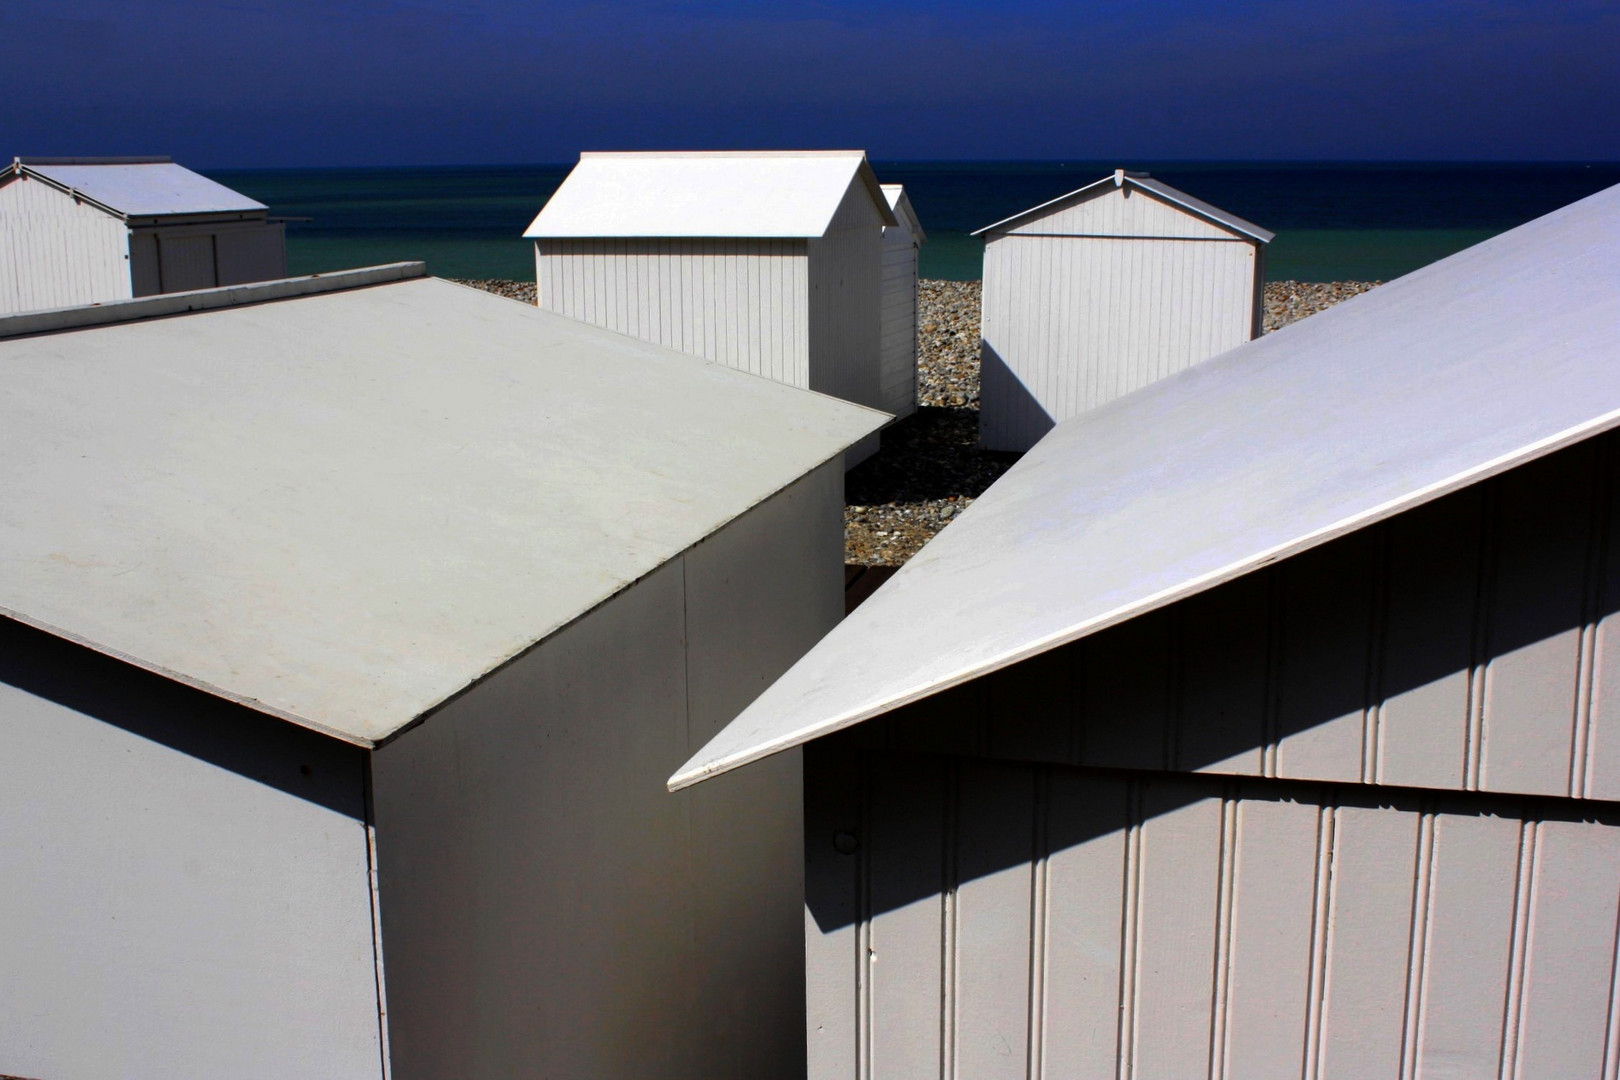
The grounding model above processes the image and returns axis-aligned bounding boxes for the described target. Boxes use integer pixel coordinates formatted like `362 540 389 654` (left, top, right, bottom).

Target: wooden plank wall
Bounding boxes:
807 181 885 411
536 238 811 387
979 186 1259 451
862 433 1620 802
878 220 918 419
807 744 1620 1080
0 173 131 314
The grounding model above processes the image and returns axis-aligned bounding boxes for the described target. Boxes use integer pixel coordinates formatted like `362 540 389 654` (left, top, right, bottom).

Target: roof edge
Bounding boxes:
15 155 173 165
971 172 1273 242
668 406 1620 791
0 262 426 340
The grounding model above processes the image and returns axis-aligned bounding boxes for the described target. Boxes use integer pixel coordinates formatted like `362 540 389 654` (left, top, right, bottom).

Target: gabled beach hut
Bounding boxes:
525 151 898 458
973 169 1273 451
879 184 925 420
673 184 1620 1079
0 264 883 1080
0 156 286 316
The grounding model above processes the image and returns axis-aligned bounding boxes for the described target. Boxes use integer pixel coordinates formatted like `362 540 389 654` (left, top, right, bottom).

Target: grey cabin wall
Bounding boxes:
807 181 885 411
372 458 844 1079
0 617 383 1080
805 429 1620 1080
806 745 1620 1080
860 430 1620 801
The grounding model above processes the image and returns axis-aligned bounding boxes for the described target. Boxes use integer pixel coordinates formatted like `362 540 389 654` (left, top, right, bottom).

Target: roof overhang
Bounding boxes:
671 179 1620 791
972 170 1274 243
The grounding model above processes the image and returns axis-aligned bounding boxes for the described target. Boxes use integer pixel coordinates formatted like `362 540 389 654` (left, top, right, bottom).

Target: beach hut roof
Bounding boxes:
670 180 1620 791
9 156 267 218
524 150 897 240
881 184 927 244
0 265 884 748
971 169 1274 243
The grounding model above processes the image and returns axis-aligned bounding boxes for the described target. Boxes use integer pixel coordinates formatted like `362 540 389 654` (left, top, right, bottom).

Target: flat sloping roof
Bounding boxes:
13 158 266 217
0 272 885 747
972 170 1274 242
525 150 896 239
671 180 1620 790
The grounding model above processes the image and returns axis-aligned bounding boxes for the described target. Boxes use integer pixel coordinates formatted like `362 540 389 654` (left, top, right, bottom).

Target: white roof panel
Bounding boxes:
525 150 895 239
0 273 884 746
671 181 1620 790
972 170 1273 243
18 159 266 217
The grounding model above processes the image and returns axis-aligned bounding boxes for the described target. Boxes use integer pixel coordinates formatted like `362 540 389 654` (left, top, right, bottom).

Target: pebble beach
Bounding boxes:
454 277 1379 567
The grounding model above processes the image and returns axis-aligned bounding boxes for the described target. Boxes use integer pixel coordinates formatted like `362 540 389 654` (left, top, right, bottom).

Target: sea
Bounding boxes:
213 162 1620 284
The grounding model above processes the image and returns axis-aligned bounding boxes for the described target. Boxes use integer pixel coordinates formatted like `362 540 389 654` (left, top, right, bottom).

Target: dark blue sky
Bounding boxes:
3 0 1616 167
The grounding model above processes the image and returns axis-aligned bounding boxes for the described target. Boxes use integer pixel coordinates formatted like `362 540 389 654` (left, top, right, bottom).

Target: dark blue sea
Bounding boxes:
212 162 1620 284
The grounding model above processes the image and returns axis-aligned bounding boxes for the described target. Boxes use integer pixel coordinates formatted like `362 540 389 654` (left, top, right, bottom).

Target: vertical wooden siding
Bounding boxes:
0 175 131 315
979 186 1261 451
878 224 918 418
807 181 885 410
536 238 811 387
807 746 1620 1080
867 432 1620 802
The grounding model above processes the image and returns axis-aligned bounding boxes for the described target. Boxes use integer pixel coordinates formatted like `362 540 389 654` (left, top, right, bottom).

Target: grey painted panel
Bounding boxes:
157 230 217 291
808 752 1620 1079
1176 573 1271 776
1039 772 1128 1078
1131 781 1222 1079
1316 804 1418 1080
376 470 837 1078
1481 448 1594 796
1588 450 1620 800
1412 809 1520 1076
214 222 288 286
1222 797 1320 1080
1513 818 1620 1078
806 743 863 1080
1080 610 1171 771
0 620 380 1080
952 763 1034 1080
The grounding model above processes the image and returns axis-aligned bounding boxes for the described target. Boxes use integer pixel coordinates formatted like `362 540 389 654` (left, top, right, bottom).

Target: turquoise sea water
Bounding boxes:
214 162 1620 284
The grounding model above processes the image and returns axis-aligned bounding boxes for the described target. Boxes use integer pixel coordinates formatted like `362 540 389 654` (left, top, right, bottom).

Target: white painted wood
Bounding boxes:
976 172 1272 244
1315 803 1419 1080
0 623 382 1080
808 760 1620 1080
674 182 1620 791
375 464 838 1079
0 171 132 314
539 238 812 386
0 275 882 747
1131 781 1223 1079
532 151 893 418
879 185 921 420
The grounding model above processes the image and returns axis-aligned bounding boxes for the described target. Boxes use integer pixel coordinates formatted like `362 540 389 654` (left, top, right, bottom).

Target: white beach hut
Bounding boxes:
0 156 286 315
0 264 884 1080
974 169 1273 450
878 184 925 420
674 184 1620 1078
525 151 898 457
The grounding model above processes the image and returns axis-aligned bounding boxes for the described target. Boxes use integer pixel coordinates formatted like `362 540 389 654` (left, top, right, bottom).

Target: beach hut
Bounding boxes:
672 183 1620 1078
973 169 1272 451
0 156 286 316
0 264 883 1080
525 151 898 460
879 184 925 421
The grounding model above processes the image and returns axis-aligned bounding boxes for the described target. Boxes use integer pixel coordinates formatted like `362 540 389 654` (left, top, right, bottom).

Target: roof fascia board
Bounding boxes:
0 262 426 340
9 163 126 221
668 405 1620 790
972 174 1271 243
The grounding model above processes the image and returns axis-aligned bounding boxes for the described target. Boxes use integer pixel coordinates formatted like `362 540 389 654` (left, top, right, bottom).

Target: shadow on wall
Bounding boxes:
807 430 1620 929
977 343 1055 453
0 615 368 818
